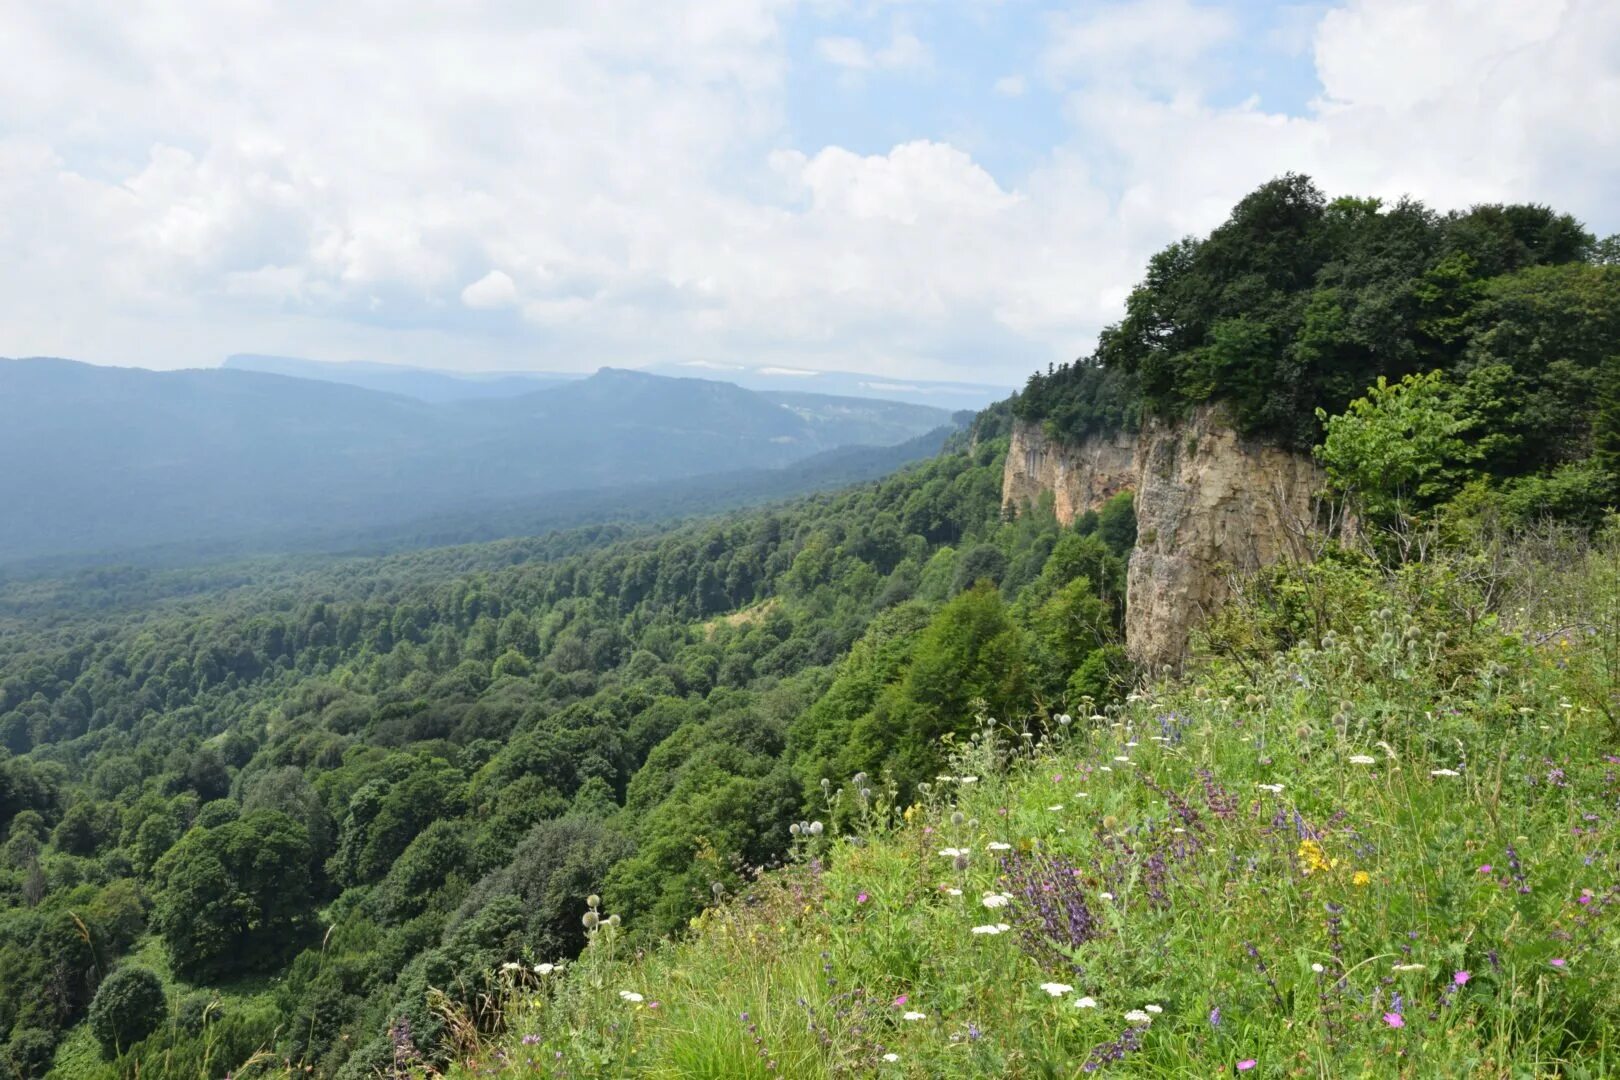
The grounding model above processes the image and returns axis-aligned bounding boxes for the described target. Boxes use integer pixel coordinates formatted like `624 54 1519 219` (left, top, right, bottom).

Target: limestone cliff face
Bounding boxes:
1003 408 1326 671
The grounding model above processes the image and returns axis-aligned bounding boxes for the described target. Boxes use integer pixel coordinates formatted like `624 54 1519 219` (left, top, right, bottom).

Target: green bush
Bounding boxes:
87 965 166 1057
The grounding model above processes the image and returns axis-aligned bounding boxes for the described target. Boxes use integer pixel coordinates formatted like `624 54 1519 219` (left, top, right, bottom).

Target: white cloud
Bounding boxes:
1043 0 1236 92
994 74 1027 97
815 29 930 71
461 270 518 309
0 0 1614 386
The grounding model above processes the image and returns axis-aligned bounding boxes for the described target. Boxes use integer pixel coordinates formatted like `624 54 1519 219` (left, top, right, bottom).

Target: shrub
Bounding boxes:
87 966 166 1057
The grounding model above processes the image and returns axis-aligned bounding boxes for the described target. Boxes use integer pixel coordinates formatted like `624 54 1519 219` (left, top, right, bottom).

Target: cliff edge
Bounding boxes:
1003 408 1327 670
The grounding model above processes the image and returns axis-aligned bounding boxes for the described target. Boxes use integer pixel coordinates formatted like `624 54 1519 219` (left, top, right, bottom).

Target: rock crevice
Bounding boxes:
1003 409 1328 670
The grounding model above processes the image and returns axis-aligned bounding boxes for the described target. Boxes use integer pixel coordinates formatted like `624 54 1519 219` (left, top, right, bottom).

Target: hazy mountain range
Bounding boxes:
223 353 1013 409
0 357 964 565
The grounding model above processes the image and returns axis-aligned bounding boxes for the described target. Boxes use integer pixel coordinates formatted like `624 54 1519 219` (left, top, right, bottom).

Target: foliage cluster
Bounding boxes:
1014 175 1620 526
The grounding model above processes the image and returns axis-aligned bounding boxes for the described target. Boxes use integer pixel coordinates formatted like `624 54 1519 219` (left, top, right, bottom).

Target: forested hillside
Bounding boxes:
0 423 1136 1077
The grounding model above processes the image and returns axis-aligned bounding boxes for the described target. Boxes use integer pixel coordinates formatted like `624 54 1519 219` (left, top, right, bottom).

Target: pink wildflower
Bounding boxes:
1453 971 1469 986
856 891 869 905
1477 864 1492 874
893 995 908 1007
1383 1013 1404 1029
1237 1060 1257 1071
1550 957 1567 968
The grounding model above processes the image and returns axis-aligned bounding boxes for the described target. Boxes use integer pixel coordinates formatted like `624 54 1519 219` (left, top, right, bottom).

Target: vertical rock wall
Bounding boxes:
1003 408 1327 671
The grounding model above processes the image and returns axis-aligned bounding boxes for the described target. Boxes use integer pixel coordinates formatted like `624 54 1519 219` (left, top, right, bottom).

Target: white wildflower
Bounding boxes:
501 962 522 972
883 1053 900 1062
1311 963 1324 973
987 841 1012 851
1430 768 1460 777
1048 804 1065 812
938 848 968 858
980 893 1011 909
619 991 644 1003
1098 891 1114 901
945 887 963 896
1123 1009 1153 1024
1113 756 1132 763
959 776 979 784
902 1010 927 1021
1348 755 1377 765
1144 1004 1163 1014
1039 982 1074 997
1392 963 1427 972
1100 766 1114 773
1074 996 1098 1008
534 963 556 975
971 923 1011 935
1257 783 1284 793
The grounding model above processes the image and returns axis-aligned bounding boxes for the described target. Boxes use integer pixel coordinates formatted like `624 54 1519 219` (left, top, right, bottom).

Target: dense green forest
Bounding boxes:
0 419 1135 1077
1015 175 1620 527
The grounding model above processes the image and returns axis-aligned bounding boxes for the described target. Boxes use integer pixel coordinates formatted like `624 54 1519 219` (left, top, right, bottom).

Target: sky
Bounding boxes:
0 0 1616 387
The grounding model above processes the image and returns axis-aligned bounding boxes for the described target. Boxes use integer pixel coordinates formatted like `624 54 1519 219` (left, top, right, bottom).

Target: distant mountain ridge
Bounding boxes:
222 353 1014 409
0 357 953 563
224 353 569 403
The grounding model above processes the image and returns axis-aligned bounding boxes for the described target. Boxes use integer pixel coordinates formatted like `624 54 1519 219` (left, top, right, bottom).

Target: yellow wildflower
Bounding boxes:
1298 839 1339 874
1352 870 1371 887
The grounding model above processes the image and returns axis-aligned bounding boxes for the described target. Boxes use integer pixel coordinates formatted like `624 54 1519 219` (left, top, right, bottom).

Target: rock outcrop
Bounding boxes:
1003 408 1329 671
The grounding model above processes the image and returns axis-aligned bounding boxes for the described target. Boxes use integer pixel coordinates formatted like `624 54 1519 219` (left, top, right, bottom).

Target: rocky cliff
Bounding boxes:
1003 408 1327 671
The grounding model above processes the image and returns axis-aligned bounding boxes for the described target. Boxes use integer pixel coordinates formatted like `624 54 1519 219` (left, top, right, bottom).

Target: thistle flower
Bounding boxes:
587 894 601 909
582 911 600 930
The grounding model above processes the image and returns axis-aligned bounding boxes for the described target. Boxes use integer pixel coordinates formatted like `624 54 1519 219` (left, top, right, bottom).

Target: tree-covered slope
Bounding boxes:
0 427 1138 1078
